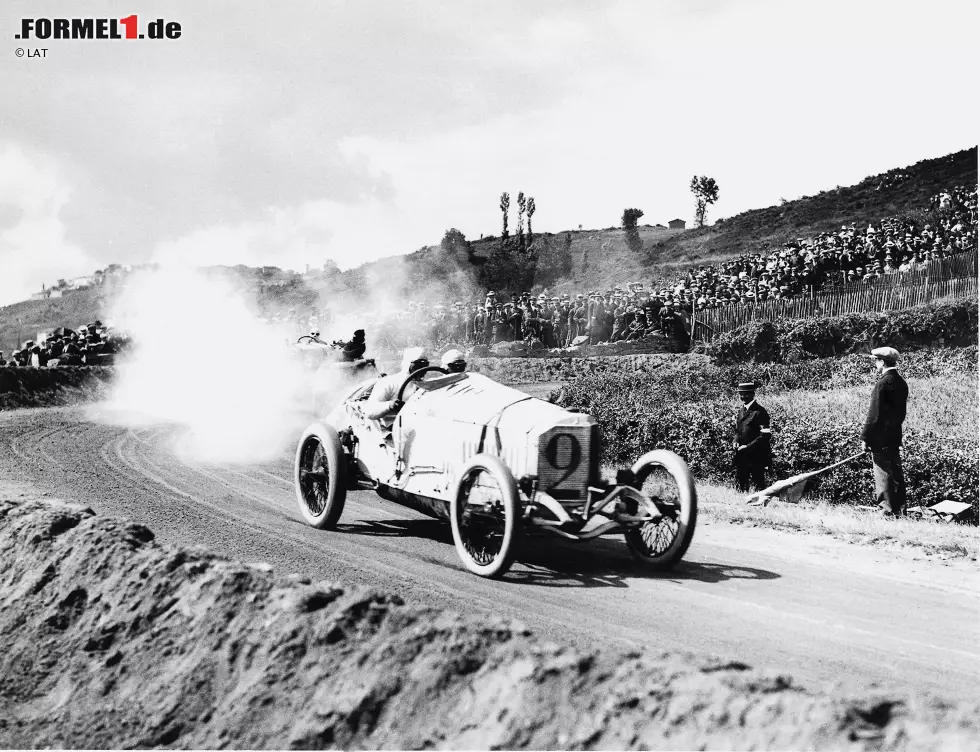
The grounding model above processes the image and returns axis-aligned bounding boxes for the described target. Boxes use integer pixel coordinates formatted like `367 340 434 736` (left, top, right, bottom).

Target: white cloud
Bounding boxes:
0 143 93 305
2 0 977 301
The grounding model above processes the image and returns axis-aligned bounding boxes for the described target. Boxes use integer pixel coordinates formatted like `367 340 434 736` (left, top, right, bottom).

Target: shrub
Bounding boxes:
702 298 978 364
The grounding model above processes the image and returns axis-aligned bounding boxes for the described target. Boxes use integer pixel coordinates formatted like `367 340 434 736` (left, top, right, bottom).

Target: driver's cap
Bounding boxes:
441 349 465 367
402 346 429 372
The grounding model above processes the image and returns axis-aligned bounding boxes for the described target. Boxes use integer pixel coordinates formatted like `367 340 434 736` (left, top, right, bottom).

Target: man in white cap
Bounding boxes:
366 346 429 429
861 346 909 517
440 348 466 373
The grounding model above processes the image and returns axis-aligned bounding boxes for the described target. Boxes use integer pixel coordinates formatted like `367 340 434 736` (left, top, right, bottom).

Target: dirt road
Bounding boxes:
2 405 977 703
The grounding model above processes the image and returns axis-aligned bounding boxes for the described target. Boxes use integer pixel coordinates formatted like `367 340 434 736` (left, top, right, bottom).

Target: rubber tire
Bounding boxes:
450 454 523 578
294 422 347 529
623 450 697 570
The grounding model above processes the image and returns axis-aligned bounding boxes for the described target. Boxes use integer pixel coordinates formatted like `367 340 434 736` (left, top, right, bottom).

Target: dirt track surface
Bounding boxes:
3 497 980 750
1 406 979 745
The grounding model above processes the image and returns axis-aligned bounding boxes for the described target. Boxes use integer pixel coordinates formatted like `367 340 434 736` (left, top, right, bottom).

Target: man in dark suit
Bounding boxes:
734 381 772 492
861 346 909 517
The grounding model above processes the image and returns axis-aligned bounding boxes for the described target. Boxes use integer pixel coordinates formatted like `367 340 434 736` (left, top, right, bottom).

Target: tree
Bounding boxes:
526 197 536 247
516 192 526 251
480 239 518 293
499 192 510 238
690 176 720 228
560 231 573 275
440 227 473 264
621 207 644 253
514 243 537 292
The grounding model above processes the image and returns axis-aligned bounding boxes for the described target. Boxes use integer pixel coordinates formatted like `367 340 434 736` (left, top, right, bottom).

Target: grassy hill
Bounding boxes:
1 146 975 351
647 146 977 267
371 145 978 297
0 288 107 355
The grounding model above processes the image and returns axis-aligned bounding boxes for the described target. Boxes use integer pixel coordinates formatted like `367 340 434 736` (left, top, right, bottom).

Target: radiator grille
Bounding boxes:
537 427 592 499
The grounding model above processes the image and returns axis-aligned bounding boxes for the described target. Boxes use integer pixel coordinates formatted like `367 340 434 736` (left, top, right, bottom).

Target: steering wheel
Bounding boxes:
397 366 449 402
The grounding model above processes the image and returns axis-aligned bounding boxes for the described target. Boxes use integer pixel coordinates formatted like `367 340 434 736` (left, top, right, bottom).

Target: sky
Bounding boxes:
1 0 977 305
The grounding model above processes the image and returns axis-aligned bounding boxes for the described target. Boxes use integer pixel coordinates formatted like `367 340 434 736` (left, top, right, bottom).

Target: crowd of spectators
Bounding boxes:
669 185 976 311
368 290 688 351
331 187 977 353
12 189 969 364
0 321 127 368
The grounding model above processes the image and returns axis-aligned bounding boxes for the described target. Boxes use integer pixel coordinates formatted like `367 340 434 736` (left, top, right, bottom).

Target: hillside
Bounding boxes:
1 146 974 350
0 287 108 355
647 146 978 267
360 145 977 297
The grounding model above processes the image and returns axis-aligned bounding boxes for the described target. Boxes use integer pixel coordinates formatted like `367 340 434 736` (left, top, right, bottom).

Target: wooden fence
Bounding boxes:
692 272 978 343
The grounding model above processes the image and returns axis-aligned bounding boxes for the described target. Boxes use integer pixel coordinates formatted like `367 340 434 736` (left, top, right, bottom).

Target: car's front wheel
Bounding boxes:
623 450 697 569
294 422 347 529
450 454 523 578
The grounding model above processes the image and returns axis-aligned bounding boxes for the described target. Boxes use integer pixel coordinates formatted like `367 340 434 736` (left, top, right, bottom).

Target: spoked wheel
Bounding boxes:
450 454 523 578
294 422 347 529
623 450 697 569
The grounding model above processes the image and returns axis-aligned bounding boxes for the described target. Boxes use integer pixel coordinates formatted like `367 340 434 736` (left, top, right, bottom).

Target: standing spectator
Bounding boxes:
555 299 568 347
524 303 541 342
0 350 6 366
472 305 487 346
733 381 772 493
568 297 587 346
860 347 909 517
507 302 524 341
29 344 45 368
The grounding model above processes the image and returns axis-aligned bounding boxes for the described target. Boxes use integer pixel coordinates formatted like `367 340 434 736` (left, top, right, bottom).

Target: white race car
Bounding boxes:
294 367 697 578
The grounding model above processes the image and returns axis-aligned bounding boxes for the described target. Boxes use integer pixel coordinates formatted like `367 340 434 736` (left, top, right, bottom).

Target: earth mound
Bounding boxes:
1 494 977 749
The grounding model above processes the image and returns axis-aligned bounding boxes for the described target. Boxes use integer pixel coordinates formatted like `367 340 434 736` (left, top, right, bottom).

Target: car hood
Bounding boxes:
409 372 543 424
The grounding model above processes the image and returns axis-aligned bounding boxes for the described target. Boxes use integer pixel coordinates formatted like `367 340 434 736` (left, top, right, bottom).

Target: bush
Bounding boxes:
555 355 979 520
702 298 978 364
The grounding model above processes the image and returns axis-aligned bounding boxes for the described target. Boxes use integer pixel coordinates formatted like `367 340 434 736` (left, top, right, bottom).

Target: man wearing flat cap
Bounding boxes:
733 381 772 492
861 346 909 517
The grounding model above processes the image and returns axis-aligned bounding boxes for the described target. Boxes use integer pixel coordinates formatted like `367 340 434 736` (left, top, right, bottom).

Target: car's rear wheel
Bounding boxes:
294 422 347 529
623 450 697 569
450 454 523 578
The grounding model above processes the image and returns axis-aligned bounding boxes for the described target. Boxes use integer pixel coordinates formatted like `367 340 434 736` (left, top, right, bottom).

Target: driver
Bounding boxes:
440 349 466 373
341 329 367 362
365 346 429 429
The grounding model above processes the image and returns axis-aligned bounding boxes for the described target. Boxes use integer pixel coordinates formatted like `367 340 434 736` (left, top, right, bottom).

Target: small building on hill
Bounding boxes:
668 218 686 230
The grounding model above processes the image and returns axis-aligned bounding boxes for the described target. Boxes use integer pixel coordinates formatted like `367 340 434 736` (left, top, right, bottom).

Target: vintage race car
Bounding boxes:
293 367 697 578
292 335 380 412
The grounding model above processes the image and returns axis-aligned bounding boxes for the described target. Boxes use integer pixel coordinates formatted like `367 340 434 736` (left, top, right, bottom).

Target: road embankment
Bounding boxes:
1 490 977 750
0 366 114 410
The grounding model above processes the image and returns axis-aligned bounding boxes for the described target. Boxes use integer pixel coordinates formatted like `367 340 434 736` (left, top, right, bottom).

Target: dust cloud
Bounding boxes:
92 266 312 465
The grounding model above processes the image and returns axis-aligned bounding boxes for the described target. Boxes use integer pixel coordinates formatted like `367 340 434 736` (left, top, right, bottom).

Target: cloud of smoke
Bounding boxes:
95 266 314 465
311 242 489 360
89 231 491 466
